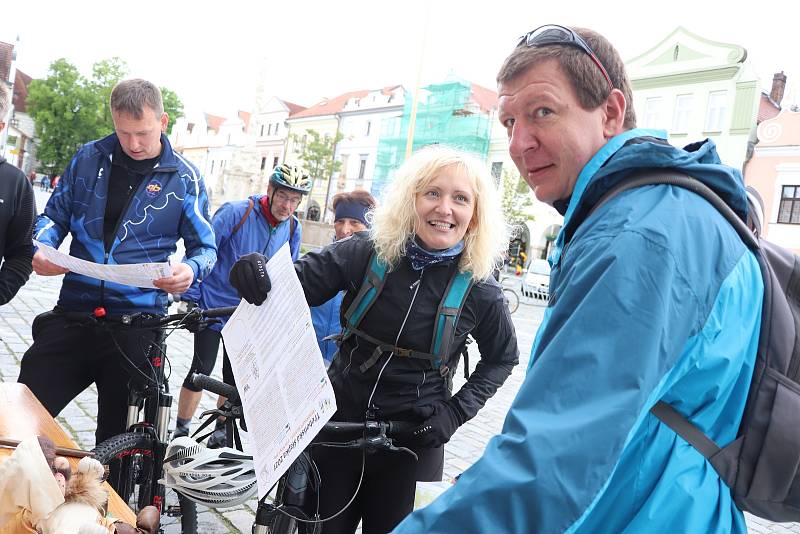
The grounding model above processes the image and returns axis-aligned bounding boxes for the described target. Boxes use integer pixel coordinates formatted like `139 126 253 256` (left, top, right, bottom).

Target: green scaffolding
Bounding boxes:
372 79 492 196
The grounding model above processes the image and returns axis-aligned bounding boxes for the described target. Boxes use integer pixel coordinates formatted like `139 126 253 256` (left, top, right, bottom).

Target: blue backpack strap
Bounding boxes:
431 269 474 372
343 251 388 330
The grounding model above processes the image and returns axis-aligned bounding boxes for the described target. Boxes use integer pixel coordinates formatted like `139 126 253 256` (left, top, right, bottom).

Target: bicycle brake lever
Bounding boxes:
387 444 419 461
199 408 226 419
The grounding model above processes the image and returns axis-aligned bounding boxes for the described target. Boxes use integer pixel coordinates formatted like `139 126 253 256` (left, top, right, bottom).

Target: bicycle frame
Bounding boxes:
119 332 172 513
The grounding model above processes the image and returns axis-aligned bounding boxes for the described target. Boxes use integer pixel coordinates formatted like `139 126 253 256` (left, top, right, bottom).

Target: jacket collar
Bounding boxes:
95 132 179 172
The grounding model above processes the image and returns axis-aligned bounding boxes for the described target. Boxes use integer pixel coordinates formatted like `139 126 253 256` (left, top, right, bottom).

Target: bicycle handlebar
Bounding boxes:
191 372 239 400
191 373 417 438
59 306 237 330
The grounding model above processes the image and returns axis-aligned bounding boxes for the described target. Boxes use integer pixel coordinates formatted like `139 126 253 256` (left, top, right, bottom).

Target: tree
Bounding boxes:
27 57 185 174
160 87 184 134
500 167 534 230
90 57 128 131
26 59 103 175
292 129 343 214
293 129 343 184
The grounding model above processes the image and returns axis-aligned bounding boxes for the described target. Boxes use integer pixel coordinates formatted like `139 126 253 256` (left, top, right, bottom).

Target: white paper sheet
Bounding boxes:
221 243 337 499
33 240 172 289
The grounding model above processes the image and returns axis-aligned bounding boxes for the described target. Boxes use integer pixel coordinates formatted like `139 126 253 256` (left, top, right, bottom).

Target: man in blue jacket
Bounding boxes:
173 164 311 446
393 25 762 533
18 79 217 448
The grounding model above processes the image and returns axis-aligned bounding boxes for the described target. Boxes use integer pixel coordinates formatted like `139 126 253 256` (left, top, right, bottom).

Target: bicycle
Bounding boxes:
83 305 238 534
502 287 520 314
185 372 417 534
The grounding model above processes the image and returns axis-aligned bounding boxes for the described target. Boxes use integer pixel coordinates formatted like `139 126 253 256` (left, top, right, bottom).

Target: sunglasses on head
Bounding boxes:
516 24 614 92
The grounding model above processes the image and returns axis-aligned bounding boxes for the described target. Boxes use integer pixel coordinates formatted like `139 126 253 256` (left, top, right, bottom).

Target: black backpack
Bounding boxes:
580 171 800 522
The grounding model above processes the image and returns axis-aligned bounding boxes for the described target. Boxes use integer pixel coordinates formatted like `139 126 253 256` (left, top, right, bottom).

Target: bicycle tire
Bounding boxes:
92 432 198 534
502 288 519 314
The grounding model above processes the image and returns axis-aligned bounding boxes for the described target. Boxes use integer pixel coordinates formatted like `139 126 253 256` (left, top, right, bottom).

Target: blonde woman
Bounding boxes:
229 146 519 534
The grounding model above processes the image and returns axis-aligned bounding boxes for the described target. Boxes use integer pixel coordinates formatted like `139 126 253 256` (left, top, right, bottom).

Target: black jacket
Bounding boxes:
295 232 519 423
0 158 34 305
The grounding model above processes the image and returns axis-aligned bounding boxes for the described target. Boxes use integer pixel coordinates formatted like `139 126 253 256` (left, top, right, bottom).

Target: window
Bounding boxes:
491 162 503 186
273 156 279 169
267 124 273 136
643 97 664 129
365 120 371 136
704 91 727 132
260 125 265 137
210 161 215 173
778 185 800 224
274 123 280 135
358 155 368 182
671 94 694 134
260 157 267 171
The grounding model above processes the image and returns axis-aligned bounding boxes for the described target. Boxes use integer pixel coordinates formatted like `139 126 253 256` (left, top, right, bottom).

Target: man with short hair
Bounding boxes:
173 163 311 446
18 78 217 448
0 83 35 306
393 25 761 533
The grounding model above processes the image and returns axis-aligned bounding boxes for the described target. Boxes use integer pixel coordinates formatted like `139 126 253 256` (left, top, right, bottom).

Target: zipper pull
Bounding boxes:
409 279 420 291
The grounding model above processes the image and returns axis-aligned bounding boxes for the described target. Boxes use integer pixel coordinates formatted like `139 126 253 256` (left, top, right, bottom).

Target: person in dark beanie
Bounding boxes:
311 189 377 364
0 83 35 306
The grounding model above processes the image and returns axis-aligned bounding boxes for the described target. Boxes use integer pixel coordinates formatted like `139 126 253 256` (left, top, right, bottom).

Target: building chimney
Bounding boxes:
771 71 787 107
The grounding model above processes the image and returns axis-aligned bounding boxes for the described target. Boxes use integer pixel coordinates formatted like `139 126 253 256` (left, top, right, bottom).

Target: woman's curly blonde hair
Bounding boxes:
370 145 510 281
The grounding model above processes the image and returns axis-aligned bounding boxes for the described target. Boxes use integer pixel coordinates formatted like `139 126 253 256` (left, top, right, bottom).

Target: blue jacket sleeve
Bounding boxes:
392 231 702 534
177 170 217 281
182 202 238 303
33 155 78 247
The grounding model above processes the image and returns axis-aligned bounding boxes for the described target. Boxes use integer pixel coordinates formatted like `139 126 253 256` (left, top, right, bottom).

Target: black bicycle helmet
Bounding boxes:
270 164 312 195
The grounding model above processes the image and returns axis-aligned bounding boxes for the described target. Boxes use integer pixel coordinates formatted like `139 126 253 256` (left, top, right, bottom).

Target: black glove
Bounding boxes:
407 399 464 449
229 252 271 305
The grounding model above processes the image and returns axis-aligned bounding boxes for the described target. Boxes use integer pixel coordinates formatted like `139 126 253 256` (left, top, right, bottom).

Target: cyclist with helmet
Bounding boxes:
173 163 312 446
229 146 519 533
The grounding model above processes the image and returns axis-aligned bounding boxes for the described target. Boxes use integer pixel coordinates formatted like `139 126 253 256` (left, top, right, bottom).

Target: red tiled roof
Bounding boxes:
238 110 251 131
280 99 307 116
470 82 498 113
758 92 781 123
290 90 371 119
13 70 32 113
381 85 402 96
205 113 226 132
0 41 12 83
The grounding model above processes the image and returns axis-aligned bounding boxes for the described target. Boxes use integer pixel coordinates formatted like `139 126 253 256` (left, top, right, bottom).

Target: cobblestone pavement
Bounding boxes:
0 190 796 532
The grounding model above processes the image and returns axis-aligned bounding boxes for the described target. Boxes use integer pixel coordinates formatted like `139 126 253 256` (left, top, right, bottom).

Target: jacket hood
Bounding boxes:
589 136 748 220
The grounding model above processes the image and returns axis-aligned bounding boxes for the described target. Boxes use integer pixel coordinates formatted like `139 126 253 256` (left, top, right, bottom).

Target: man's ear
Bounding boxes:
602 89 627 139
160 113 169 134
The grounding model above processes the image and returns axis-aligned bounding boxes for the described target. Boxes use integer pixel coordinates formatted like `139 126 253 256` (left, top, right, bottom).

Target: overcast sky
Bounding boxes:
4 0 798 119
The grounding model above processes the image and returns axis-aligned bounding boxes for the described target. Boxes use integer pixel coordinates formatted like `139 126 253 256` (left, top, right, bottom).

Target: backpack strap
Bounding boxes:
231 198 255 236
342 251 388 329
650 401 721 459
431 269 474 375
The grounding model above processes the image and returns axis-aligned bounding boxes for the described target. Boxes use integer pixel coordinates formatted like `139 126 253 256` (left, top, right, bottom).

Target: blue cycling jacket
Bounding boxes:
34 133 216 315
183 195 301 330
393 131 763 533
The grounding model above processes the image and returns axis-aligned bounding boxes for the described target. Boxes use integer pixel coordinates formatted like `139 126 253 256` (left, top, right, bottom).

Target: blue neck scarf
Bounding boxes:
406 237 464 271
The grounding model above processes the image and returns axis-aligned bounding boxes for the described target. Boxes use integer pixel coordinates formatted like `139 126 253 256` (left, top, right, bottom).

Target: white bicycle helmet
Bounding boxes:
160 436 257 508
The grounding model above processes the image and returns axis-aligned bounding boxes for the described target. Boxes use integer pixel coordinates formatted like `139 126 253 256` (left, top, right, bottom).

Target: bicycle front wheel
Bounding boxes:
92 432 197 534
502 288 519 314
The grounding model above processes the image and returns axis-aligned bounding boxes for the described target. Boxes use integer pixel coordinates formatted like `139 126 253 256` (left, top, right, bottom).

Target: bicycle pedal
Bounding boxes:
164 504 183 517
